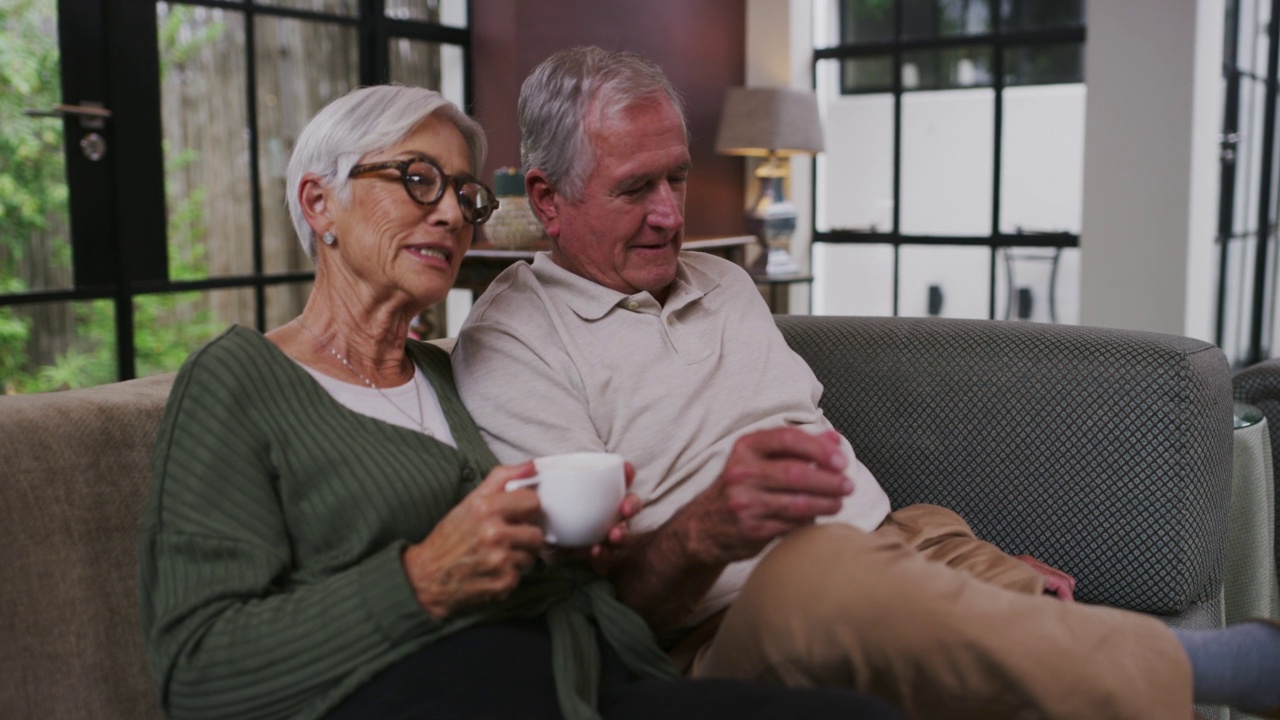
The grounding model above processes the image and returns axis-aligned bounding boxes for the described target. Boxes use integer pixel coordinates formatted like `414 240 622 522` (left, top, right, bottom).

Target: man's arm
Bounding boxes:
608 427 853 632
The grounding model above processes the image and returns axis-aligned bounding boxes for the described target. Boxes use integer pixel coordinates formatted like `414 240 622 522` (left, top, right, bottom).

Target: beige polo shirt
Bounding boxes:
453 251 891 623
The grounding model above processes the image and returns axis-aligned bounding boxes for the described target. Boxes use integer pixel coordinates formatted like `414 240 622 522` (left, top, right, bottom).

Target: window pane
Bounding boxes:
816 59 894 232
992 246 1079 323
1004 42 1085 86
1 300 115 393
389 39 465 109
839 0 895 43
840 56 894 93
255 16 359 274
900 89 994 236
258 0 357 17
999 0 1084 31
265 280 312 330
903 0 992 38
1248 0 1271 76
902 47 992 90
1219 234 1257 366
1236 75 1268 237
134 287 255 378
158 5 252 281
999 84 1084 234
898 244 991 318
812 242 895 316
2 0 72 293
386 0 468 27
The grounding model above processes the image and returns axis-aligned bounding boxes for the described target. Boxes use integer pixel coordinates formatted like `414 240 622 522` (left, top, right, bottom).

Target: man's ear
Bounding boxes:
298 173 332 239
525 169 561 239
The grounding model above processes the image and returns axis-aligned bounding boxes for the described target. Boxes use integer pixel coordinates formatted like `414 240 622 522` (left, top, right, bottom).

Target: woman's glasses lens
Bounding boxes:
405 161 444 205
394 160 497 225
459 182 497 224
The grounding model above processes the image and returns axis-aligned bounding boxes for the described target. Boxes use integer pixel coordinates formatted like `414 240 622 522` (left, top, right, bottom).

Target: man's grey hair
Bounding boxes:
518 46 687 200
285 84 487 262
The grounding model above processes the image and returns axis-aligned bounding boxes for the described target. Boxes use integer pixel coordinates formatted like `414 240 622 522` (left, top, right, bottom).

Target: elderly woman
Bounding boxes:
137 85 900 720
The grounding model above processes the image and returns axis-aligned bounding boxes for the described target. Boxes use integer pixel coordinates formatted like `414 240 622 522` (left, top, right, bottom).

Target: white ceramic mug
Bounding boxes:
505 452 626 547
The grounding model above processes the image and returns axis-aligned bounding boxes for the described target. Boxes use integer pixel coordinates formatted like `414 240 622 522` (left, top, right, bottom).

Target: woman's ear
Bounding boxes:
525 169 560 239
298 173 332 238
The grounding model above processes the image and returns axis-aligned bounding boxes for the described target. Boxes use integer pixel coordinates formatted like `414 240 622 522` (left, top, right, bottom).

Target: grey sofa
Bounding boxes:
0 316 1234 719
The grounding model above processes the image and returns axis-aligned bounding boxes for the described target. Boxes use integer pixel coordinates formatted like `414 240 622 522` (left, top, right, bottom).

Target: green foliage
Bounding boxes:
1 0 229 393
158 5 226 82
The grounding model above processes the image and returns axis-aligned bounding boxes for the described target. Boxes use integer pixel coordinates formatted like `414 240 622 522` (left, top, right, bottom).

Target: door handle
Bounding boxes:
22 102 112 118
22 102 111 129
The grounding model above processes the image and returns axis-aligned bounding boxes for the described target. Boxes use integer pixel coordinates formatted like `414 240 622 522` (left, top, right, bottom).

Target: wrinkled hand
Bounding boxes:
402 462 544 620
1015 555 1077 601
677 428 854 565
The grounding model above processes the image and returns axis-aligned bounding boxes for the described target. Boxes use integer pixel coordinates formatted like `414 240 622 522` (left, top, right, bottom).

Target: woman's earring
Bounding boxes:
322 231 336 246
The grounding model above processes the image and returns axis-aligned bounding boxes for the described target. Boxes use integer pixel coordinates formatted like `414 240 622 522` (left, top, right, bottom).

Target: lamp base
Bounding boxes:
745 175 802 277
751 247 803 277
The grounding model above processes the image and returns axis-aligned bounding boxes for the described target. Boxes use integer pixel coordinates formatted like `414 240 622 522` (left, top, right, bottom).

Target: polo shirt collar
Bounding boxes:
530 250 721 320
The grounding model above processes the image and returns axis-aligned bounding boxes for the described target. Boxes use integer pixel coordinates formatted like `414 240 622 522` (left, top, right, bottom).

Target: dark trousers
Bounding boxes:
325 619 902 720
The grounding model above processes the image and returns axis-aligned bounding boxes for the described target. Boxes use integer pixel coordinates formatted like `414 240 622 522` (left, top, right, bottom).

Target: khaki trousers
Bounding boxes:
681 504 1193 720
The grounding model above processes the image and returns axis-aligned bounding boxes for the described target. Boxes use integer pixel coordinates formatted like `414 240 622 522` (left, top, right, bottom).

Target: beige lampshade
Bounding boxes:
714 87 825 157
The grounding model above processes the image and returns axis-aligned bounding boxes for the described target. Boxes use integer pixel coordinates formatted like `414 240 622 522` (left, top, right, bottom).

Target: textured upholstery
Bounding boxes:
0 317 1235 719
777 316 1233 622
1232 359 1280 579
0 374 173 720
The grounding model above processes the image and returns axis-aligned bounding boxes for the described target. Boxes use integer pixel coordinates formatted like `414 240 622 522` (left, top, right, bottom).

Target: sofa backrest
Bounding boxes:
777 315 1232 617
0 373 175 720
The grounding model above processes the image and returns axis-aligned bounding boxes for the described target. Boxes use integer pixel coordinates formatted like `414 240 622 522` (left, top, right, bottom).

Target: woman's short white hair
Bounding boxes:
518 46 686 201
285 84 487 262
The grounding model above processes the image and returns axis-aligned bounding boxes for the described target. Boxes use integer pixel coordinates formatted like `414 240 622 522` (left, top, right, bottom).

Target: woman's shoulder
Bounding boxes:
168 325 297 405
179 325 282 372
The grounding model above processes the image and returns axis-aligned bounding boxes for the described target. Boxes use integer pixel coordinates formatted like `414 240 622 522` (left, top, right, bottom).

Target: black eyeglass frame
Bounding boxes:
347 158 499 224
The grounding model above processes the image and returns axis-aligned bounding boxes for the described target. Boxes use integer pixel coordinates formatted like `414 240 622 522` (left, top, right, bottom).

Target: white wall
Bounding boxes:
1078 0 1224 340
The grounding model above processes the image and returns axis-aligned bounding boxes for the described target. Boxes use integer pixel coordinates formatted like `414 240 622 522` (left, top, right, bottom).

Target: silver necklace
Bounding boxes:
297 318 431 436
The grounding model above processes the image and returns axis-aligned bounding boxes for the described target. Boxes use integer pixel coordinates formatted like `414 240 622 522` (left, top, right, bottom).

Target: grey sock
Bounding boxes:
1173 621 1280 712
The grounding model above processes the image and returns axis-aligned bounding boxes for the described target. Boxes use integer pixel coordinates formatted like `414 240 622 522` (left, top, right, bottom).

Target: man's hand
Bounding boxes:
676 427 854 565
608 427 855 631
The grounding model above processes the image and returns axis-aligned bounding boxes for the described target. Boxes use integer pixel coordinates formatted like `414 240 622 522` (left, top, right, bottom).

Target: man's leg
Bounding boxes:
691 523 1193 720
880 503 1046 595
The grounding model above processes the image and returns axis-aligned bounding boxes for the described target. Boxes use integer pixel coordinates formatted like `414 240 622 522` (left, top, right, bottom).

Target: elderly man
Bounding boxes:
452 46 1280 720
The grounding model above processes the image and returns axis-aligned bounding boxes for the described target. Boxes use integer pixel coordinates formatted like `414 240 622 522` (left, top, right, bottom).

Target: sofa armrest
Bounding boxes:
0 374 174 720
1231 358 1280 578
777 316 1233 616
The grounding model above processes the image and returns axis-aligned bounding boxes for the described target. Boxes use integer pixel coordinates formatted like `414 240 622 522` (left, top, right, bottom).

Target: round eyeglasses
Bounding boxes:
347 158 499 225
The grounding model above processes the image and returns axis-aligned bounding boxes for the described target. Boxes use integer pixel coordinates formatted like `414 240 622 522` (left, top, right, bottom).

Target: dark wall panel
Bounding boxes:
473 0 747 237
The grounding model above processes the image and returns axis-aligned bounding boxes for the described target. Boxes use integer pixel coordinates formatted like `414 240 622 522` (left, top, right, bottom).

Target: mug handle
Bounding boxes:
503 477 556 544
504 477 541 492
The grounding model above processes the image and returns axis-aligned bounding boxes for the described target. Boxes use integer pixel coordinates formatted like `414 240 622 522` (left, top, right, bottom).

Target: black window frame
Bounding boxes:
812 0 1085 319
1 0 473 383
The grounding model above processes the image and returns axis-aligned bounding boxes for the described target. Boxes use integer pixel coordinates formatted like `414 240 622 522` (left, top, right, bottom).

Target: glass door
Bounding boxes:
0 0 471 393
1 0 122 393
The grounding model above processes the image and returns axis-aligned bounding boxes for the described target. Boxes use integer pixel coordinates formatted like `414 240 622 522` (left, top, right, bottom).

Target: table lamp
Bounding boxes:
715 86 824 277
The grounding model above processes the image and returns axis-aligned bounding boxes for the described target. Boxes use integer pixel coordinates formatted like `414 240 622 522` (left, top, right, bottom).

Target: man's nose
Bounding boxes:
648 182 684 230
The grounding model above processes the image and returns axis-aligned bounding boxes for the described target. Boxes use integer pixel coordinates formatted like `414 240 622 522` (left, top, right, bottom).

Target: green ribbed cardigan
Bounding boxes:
138 326 676 720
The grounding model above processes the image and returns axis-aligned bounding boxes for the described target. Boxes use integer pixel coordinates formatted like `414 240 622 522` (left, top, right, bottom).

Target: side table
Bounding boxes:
1226 402 1280 625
